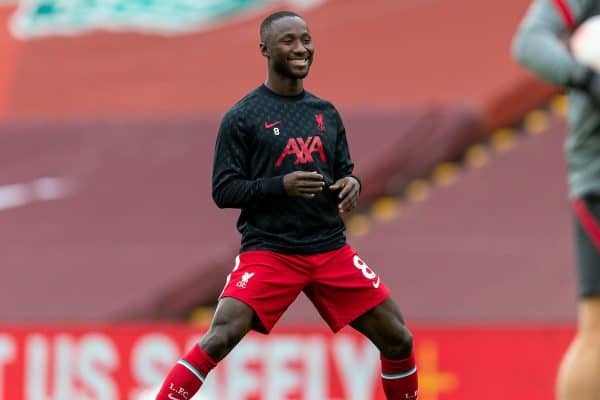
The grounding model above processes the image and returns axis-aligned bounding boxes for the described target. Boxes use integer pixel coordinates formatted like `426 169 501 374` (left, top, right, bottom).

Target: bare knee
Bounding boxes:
199 320 248 361
380 324 413 359
351 298 414 359
198 298 254 361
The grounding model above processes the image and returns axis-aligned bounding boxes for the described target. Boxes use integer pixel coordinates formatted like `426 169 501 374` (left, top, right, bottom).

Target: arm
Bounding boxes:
329 111 361 213
512 0 600 104
512 0 578 85
212 112 285 209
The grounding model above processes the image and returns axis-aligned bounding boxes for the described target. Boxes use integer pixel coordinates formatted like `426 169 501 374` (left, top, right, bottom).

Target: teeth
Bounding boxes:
290 59 308 66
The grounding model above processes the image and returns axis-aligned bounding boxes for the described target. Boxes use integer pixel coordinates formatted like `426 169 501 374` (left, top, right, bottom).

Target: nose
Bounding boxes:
292 39 308 55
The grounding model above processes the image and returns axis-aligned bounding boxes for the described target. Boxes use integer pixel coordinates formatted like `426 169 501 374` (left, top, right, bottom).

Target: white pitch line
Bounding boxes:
0 177 73 211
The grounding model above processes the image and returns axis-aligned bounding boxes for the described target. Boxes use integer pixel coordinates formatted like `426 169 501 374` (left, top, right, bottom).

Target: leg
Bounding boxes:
558 197 600 400
155 297 254 400
157 250 306 399
199 297 255 361
305 246 418 399
557 298 600 400
351 297 418 400
350 297 413 359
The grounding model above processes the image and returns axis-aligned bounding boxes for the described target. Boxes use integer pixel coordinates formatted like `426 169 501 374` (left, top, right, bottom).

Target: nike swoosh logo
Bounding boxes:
264 121 281 129
168 394 180 400
372 277 381 289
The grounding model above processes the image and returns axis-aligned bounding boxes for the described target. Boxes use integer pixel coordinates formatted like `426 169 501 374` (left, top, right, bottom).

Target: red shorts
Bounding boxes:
219 245 390 333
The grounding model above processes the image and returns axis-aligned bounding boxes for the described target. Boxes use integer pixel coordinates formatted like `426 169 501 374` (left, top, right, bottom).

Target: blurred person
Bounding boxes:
155 10 418 400
513 1 600 399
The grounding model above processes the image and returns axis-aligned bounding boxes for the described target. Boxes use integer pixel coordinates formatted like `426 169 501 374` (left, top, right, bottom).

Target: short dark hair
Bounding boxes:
260 11 302 42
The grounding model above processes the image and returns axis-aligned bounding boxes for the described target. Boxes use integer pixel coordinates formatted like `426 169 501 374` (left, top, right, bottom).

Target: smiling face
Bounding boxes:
261 15 314 81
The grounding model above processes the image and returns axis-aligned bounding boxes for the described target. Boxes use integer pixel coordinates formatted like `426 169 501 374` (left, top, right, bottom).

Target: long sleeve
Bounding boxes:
512 0 589 85
211 85 350 253
212 111 285 209
333 111 361 188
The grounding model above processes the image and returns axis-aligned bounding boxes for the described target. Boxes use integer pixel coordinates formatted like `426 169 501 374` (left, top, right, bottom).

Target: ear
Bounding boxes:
260 42 269 58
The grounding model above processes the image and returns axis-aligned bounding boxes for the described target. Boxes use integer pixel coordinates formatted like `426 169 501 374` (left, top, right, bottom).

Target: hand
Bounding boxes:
589 72 600 108
283 171 325 199
568 64 600 108
330 176 360 213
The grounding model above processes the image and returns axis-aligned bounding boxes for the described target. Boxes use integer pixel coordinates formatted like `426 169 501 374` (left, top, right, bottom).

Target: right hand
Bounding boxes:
569 64 600 108
283 171 325 199
588 72 600 108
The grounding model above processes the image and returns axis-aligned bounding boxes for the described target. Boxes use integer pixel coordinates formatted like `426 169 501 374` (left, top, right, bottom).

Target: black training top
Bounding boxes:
212 84 359 254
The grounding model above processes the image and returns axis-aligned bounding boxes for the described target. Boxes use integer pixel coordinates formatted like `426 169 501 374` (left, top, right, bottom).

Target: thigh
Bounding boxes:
573 196 600 298
304 245 391 332
220 250 308 333
578 297 600 332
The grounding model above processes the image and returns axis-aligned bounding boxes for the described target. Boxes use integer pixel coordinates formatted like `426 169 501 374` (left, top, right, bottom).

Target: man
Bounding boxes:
155 10 418 400
513 1 600 399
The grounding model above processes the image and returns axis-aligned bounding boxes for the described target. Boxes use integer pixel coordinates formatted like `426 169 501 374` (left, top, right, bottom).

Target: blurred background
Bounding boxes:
0 0 576 399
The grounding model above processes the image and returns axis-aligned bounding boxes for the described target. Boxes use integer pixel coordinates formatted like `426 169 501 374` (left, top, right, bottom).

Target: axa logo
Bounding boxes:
275 136 327 167
236 272 255 288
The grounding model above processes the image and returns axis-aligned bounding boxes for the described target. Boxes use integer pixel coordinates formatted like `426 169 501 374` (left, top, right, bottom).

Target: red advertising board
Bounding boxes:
0 325 573 400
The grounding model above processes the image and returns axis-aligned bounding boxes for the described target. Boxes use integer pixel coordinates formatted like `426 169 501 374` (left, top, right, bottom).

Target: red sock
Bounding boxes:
381 354 418 399
156 345 217 400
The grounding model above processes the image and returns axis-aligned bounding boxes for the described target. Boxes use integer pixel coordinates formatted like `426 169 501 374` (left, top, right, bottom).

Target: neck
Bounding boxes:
265 73 304 96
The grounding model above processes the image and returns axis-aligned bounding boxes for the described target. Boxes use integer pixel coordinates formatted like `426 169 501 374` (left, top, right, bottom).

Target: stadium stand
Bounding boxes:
283 113 577 326
0 0 567 324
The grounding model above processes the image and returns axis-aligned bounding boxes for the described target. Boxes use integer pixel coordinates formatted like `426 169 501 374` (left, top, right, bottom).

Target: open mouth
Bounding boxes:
289 58 309 67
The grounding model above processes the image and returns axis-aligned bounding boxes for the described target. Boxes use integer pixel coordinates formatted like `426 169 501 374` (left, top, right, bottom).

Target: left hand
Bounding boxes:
329 176 360 213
